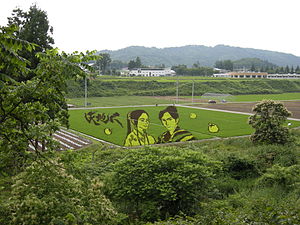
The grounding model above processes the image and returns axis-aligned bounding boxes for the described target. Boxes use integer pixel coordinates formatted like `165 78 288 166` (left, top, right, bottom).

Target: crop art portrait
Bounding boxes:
64 103 241 148
78 106 223 147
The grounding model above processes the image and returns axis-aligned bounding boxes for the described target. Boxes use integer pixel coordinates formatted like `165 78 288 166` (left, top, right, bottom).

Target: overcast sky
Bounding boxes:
1 0 300 56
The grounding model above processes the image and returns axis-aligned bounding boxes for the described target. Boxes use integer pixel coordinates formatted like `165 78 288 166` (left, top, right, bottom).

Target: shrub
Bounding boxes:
223 155 259 180
106 147 221 222
256 164 300 190
4 159 122 225
248 100 292 145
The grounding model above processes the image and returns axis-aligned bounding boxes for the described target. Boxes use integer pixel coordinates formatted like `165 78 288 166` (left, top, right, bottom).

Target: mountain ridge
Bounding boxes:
100 44 300 67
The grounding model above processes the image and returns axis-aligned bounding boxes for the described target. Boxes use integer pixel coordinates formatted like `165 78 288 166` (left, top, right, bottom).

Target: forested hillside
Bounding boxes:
100 45 300 67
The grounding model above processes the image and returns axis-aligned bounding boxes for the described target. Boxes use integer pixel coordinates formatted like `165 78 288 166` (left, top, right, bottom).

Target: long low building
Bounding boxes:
127 68 176 77
213 72 300 79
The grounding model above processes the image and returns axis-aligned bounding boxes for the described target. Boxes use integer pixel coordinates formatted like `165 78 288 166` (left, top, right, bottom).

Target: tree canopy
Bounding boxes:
248 100 292 145
7 4 54 72
0 24 97 175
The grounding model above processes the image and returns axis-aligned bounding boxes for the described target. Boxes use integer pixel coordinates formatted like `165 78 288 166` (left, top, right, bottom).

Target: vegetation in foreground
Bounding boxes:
1 5 300 225
1 130 300 224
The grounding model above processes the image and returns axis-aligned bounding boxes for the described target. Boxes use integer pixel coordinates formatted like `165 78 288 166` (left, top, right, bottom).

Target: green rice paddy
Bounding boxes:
68 105 300 146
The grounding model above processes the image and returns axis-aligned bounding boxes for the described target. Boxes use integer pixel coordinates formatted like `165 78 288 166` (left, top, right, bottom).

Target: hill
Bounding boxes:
100 45 300 67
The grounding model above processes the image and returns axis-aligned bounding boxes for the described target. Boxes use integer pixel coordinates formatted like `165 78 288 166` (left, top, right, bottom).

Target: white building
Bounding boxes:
213 72 268 78
128 68 176 77
213 72 300 79
267 74 300 79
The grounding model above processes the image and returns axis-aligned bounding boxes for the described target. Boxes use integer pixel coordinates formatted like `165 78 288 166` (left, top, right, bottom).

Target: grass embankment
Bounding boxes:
67 77 300 99
67 92 300 108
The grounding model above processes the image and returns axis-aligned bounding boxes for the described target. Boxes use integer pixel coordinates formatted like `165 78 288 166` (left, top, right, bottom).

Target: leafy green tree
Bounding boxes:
7 4 54 73
248 100 292 145
106 147 220 221
285 65 290 74
135 56 142 68
95 53 111 75
215 60 233 71
127 60 136 70
110 60 127 70
0 25 97 174
127 57 143 70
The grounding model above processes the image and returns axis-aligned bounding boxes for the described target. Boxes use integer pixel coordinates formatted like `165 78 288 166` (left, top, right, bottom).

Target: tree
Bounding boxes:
95 53 111 75
135 56 142 68
127 57 143 70
215 60 233 71
295 66 300 74
127 60 136 70
7 4 54 72
285 65 290 74
248 100 292 145
0 25 97 175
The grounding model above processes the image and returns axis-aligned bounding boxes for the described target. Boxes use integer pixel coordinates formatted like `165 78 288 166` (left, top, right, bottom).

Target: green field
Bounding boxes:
67 92 300 107
67 96 174 107
68 105 300 146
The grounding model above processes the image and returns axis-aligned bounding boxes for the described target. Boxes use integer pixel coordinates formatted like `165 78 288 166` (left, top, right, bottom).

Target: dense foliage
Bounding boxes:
1 129 300 224
249 100 292 144
0 24 97 176
1 159 120 225
105 147 220 221
171 64 215 76
7 4 54 73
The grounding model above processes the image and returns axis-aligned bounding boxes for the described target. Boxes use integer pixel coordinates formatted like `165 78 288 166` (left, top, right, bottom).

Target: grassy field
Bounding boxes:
68 105 300 146
67 92 300 107
67 96 174 107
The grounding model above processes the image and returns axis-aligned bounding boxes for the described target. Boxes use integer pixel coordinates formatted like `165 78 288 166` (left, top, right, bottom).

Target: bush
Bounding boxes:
256 164 300 190
248 100 292 145
105 147 221 222
3 159 122 225
223 155 259 180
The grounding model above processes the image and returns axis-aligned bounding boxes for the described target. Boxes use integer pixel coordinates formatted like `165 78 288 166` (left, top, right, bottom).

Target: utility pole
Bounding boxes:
176 77 179 104
99 62 101 76
192 80 194 104
84 76 87 107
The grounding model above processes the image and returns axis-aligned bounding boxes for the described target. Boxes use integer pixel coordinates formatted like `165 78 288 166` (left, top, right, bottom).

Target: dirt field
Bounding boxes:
195 101 300 119
151 96 300 119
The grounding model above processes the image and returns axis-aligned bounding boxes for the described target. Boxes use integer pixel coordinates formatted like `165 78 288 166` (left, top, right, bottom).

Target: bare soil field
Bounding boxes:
195 101 300 119
151 96 300 119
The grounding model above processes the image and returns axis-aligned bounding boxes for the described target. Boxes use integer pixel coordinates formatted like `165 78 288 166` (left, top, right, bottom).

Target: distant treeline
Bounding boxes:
171 65 216 76
215 58 300 74
66 79 300 98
